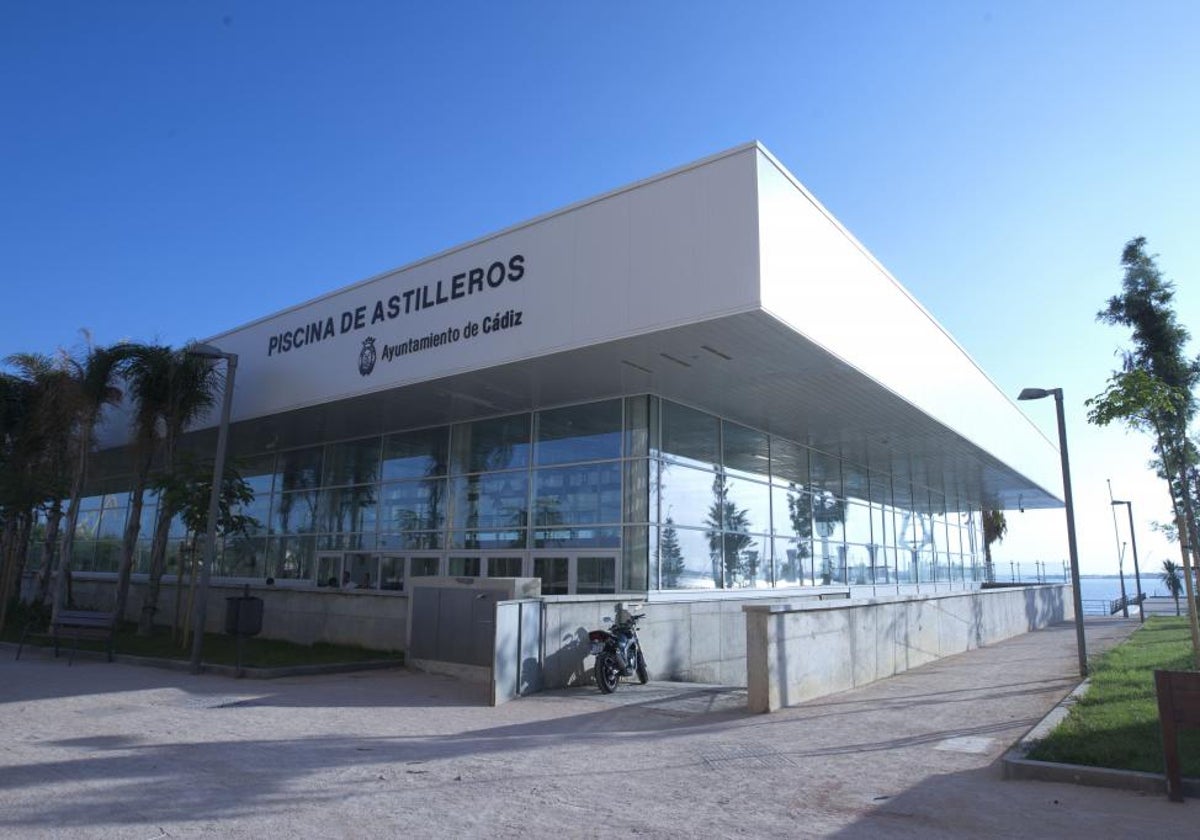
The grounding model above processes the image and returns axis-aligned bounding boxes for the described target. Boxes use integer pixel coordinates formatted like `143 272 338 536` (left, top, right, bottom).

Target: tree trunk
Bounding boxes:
0 511 35 627
53 417 94 623
138 497 176 636
172 542 187 641
0 514 21 632
114 452 153 626
1174 461 1200 669
35 502 62 604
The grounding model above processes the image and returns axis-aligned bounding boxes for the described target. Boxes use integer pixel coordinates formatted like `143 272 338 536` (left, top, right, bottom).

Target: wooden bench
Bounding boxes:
1154 669 1200 801
15 609 117 665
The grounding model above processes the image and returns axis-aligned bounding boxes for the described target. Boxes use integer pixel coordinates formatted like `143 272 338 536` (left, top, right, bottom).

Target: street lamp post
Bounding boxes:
1019 386 1088 678
1112 499 1145 624
187 343 238 674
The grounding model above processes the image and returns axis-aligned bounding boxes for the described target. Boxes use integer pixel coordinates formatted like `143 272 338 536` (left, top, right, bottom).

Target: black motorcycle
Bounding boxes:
589 607 648 694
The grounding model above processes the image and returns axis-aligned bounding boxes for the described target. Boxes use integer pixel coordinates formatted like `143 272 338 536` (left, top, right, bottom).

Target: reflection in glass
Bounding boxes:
383 427 449 481
659 401 719 467
773 536 813 586
533 526 619 548
221 535 267 578
323 439 381 487
533 463 622 527
410 556 440 576
658 462 717 530
379 555 404 590
487 556 523 577
844 501 872 545
704 473 758 588
318 485 378 535
722 422 770 480
378 531 441 550
448 556 481 577
380 478 446 533
344 552 375 588
577 556 616 594
271 535 315 580
535 400 622 465
533 556 569 594
451 529 526 550
450 472 529 530
273 490 320 535
276 446 323 492
724 474 770 535
451 414 531 474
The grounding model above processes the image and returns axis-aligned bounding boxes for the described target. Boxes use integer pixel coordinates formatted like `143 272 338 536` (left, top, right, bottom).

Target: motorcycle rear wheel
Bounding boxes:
595 652 620 694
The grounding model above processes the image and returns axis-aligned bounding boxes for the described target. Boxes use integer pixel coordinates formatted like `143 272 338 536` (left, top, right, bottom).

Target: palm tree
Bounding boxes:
0 354 75 623
53 340 130 622
1161 559 1184 616
113 344 171 624
137 349 221 636
982 509 1008 584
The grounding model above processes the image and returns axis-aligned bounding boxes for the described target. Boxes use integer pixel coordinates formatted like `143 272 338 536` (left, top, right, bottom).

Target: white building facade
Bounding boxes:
79 143 1061 601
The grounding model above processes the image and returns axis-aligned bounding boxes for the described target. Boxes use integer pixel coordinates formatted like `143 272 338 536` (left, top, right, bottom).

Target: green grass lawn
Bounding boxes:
1026 616 1200 776
5 609 402 670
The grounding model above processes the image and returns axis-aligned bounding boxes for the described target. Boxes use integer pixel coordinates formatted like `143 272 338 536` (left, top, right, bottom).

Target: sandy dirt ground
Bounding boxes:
1 618 1194 839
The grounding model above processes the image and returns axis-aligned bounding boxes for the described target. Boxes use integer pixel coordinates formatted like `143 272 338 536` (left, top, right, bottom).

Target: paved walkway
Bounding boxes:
1 617 1192 838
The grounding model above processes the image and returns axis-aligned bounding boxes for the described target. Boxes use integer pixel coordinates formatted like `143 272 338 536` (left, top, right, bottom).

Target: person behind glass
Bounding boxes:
342 570 354 589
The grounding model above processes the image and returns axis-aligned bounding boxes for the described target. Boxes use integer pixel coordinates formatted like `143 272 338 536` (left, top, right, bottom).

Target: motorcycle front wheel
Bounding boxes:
595 652 620 694
636 652 649 685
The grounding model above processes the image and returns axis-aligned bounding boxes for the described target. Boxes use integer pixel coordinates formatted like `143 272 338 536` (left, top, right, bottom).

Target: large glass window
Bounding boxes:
577 556 616 594
724 473 771 536
723 422 770 480
450 472 529 531
659 401 719 468
382 427 449 481
658 462 719 531
324 439 381 487
451 414 531 474
379 478 446 533
272 489 320 535
535 400 622 465
318 485 378 535
533 556 569 594
275 446 323 493
532 463 622 527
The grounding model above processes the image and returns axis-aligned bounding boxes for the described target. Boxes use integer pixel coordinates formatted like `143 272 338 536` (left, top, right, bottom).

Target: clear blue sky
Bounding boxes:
3 1 1198 575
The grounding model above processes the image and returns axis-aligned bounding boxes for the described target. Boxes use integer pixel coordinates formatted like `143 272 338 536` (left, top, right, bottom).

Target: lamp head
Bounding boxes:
1111 499 1129 507
1018 387 1051 401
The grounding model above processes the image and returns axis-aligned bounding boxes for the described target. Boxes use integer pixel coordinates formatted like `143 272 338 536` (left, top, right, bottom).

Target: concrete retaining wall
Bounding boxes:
538 590 846 689
744 584 1069 712
69 576 409 652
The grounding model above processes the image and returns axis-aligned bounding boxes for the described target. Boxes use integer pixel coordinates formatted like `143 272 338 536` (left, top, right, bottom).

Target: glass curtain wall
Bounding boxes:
66 394 984 593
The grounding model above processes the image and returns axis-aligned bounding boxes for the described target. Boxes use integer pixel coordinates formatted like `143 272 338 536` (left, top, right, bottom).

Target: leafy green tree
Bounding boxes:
1087 237 1200 666
1161 558 1184 616
153 453 258 647
982 509 1007 584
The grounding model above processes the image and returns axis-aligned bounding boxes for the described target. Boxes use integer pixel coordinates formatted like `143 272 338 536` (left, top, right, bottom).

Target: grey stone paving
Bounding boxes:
1 617 1193 838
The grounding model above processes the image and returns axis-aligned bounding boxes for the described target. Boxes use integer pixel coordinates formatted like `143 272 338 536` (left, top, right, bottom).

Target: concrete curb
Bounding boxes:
1002 675 1200 799
3 641 404 679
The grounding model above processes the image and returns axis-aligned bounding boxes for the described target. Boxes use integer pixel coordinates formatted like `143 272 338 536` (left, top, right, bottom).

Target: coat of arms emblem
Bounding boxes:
358 336 377 377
